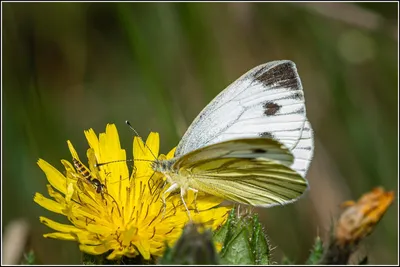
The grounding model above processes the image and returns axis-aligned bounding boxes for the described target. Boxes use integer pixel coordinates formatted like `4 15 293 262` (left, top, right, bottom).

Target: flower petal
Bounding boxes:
97 124 129 202
44 232 77 241
80 244 110 256
133 133 159 178
84 128 100 156
166 147 176 159
39 216 82 233
34 193 64 215
67 141 80 160
37 159 67 195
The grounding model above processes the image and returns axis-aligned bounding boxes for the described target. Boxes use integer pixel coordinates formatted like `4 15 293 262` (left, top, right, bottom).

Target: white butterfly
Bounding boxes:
151 60 314 216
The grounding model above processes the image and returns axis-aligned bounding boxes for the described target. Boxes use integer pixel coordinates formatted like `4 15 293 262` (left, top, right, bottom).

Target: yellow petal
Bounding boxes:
145 132 160 157
105 124 123 154
61 159 77 176
84 128 100 156
106 248 139 260
96 124 129 202
86 224 114 235
194 194 227 211
39 216 82 233
80 244 110 256
193 207 230 229
133 133 159 178
136 239 151 260
67 141 79 160
44 232 77 241
46 184 66 205
66 183 74 202
87 148 102 180
34 193 64 215
214 242 223 253
37 159 67 195
166 147 176 159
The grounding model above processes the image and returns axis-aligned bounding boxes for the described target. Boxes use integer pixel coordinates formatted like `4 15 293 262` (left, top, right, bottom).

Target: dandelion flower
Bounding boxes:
34 124 230 260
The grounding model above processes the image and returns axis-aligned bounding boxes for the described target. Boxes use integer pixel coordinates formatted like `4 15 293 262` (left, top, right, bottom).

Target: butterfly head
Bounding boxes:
151 158 176 174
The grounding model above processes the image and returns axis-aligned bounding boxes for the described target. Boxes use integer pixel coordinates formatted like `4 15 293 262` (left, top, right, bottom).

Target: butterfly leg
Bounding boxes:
180 188 191 220
147 172 156 195
162 183 179 217
188 187 199 213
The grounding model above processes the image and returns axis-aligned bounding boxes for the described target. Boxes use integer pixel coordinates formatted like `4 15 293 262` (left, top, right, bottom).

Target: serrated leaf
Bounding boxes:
221 227 254 265
213 211 231 244
306 236 324 264
250 215 270 265
218 208 271 265
21 250 36 265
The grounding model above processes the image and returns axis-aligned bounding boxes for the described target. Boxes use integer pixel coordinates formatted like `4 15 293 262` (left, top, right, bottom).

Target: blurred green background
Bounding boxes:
2 2 398 264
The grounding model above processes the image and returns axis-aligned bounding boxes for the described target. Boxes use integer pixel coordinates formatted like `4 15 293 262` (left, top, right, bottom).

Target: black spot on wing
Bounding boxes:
253 61 300 90
291 91 303 100
253 149 267 153
284 107 305 116
260 132 274 138
295 146 312 151
263 102 281 116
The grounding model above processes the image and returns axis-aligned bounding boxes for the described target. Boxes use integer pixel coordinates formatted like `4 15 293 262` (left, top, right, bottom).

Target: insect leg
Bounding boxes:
147 172 156 195
188 187 199 213
180 188 191 220
162 183 179 217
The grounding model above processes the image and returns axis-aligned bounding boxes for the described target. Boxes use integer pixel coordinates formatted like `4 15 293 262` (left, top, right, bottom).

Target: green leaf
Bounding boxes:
221 227 254 264
218 208 272 265
250 215 271 265
213 210 232 245
306 236 324 264
21 249 36 265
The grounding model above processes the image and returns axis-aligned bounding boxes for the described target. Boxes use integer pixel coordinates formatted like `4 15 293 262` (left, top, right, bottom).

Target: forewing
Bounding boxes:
290 120 314 177
175 60 313 177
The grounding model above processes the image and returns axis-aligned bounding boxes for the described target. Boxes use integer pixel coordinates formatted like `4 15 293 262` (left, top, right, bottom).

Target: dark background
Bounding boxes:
2 2 398 264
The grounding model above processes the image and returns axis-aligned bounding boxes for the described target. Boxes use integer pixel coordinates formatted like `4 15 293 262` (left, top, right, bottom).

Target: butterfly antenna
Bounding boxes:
95 158 153 168
125 120 158 160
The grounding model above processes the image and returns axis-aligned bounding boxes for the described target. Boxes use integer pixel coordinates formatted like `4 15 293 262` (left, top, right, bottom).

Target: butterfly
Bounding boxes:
151 60 314 216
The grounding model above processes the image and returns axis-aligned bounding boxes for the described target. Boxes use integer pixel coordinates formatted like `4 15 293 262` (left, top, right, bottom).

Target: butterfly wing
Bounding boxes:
290 120 314 178
172 138 308 207
175 60 314 177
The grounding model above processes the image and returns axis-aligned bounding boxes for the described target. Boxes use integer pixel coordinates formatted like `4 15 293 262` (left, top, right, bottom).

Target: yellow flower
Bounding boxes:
34 124 230 260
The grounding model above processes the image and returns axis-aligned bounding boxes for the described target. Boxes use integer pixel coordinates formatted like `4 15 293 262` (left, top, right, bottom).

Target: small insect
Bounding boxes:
146 60 314 218
72 157 106 194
